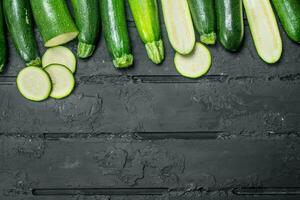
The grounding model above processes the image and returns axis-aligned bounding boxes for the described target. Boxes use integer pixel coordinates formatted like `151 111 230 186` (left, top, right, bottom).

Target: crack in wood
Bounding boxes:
31 187 300 196
1 74 300 85
233 187 300 195
32 187 168 196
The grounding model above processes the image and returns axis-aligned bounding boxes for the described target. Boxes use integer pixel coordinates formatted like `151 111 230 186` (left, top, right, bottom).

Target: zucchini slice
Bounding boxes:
44 64 75 99
42 46 76 73
243 0 282 63
17 66 52 101
174 43 212 79
161 0 195 55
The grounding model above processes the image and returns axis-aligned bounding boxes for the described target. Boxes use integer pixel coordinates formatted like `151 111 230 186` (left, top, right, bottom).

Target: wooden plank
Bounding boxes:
0 136 299 199
0 77 299 135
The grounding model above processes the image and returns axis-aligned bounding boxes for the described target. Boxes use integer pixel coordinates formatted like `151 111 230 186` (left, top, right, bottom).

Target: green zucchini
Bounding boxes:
216 0 244 51
272 0 300 43
187 0 216 45
3 0 40 66
70 0 100 58
243 0 282 64
100 0 133 68
162 0 195 55
128 0 164 64
0 2 7 72
30 0 79 47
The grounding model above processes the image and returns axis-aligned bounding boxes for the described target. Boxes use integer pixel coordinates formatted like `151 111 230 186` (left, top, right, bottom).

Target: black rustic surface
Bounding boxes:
0 2 300 200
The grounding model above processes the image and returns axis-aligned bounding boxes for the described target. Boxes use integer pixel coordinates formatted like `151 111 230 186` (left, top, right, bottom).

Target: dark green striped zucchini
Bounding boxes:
216 0 244 51
128 0 164 64
100 0 133 68
70 0 100 58
0 2 7 72
30 0 79 47
3 0 40 66
187 0 216 45
272 0 300 43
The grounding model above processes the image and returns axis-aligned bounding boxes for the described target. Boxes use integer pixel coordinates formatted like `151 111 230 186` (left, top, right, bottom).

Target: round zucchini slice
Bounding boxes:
17 66 52 101
42 46 76 73
174 43 212 78
44 64 75 99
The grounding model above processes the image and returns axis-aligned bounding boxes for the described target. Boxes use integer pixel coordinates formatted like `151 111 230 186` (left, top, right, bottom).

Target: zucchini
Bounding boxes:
216 0 244 51
44 64 75 99
128 0 164 64
17 66 52 101
272 0 300 43
70 0 100 58
3 0 41 66
174 43 211 79
187 0 216 45
243 0 282 64
161 0 195 55
0 2 7 72
42 46 77 73
100 0 133 68
30 0 79 47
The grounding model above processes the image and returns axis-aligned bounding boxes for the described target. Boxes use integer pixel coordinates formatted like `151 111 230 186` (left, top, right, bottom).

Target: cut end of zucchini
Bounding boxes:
200 32 217 45
17 66 52 101
145 40 165 64
44 64 75 99
113 54 134 68
26 57 42 67
174 43 212 79
42 46 77 73
45 32 79 47
77 42 96 59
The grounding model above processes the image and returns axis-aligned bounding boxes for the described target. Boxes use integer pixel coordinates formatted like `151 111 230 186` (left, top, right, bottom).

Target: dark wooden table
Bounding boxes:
0 2 299 200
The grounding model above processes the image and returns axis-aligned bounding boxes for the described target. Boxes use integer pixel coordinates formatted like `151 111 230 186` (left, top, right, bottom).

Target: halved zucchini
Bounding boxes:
42 46 76 73
174 43 212 79
17 66 52 101
161 0 195 55
243 0 282 63
44 64 75 99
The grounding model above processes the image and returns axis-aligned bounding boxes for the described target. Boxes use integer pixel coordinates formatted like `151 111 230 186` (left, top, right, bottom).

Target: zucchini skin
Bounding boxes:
0 2 7 72
30 0 79 47
272 0 300 43
187 0 216 45
3 0 40 66
216 0 244 51
100 0 133 68
70 0 100 58
128 0 164 64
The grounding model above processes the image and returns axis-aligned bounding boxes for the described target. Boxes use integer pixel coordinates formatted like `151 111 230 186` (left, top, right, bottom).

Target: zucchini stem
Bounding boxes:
145 40 164 64
77 42 95 58
113 54 133 68
200 32 217 45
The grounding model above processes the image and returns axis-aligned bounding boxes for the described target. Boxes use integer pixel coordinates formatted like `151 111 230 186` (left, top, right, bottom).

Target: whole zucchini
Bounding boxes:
100 0 133 68
3 0 40 66
0 2 7 72
70 0 100 58
272 0 300 43
30 0 79 47
215 0 244 51
187 0 216 45
128 0 164 64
